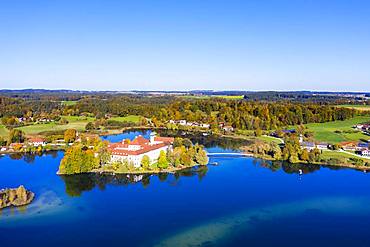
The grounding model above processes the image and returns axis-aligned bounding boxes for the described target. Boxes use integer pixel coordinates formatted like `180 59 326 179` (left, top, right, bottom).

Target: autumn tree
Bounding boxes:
8 129 25 144
64 129 77 143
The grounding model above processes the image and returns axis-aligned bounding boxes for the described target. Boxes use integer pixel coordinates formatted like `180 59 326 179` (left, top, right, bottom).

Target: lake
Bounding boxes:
1 130 370 247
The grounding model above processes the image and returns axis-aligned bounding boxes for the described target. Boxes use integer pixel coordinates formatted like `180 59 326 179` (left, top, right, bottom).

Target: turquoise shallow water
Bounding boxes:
1 130 370 247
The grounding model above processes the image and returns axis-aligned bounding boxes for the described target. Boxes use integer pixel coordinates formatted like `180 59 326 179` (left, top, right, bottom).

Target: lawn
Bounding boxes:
336 104 370 111
303 116 370 143
0 125 9 138
16 116 95 135
109 115 142 123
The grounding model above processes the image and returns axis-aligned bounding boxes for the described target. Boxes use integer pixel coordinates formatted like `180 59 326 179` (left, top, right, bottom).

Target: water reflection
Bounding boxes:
253 159 362 174
2 151 59 164
59 166 209 197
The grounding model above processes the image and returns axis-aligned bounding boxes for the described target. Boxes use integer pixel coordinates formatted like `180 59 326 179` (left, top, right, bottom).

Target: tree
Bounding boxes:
59 118 69 125
195 149 208 165
157 150 169 169
182 138 193 149
58 144 99 174
270 143 282 160
0 137 7 146
141 155 150 169
85 122 95 131
8 129 25 144
64 129 77 143
300 149 309 161
254 128 262 137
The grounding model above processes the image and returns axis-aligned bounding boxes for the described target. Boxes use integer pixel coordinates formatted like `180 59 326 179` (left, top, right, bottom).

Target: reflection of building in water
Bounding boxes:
108 133 174 167
133 175 143 182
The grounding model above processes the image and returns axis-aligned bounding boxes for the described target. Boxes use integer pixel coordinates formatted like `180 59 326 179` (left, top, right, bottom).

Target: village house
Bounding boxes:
316 143 328 150
222 125 234 132
108 133 174 168
354 123 370 131
340 141 358 151
360 149 370 157
356 142 369 151
28 137 46 147
300 141 316 150
168 120 210 129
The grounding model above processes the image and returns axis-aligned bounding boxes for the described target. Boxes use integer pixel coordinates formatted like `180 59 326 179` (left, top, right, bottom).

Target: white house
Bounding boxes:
316 143 328 150
108 133 174 168
360 149 370 157
178 120 187 126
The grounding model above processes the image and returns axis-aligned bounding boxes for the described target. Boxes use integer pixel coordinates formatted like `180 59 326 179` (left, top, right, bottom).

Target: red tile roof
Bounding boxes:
109 136 173 157
154 136 174 144
28 137 45 143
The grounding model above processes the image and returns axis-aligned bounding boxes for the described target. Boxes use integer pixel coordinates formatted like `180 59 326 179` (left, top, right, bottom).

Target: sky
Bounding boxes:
0 0 370 91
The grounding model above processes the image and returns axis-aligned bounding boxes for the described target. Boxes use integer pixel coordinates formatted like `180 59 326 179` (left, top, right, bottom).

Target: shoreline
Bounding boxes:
2 126 370 173
57 163 203 176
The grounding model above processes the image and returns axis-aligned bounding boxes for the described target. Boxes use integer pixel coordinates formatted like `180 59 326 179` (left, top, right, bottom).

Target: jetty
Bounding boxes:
206 152 252 157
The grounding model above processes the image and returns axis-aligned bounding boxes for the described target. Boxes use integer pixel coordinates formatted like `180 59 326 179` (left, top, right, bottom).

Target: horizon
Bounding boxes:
1 0 370 91
1 88 370 94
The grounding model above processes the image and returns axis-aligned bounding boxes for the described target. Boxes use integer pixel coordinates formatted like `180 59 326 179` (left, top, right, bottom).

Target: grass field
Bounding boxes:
61 100 78 106
109 115 142 123
0 125 9 138
16 116 95 135
321 150 370 161
303 116 370 143
336 105 370 111
257 135 284 144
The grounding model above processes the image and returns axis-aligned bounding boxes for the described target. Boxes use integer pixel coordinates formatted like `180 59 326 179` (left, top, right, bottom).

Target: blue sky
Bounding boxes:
1 0 370 91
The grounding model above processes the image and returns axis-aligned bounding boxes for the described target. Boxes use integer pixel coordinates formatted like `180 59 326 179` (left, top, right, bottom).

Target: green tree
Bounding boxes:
157 150 169 169
195 149 209 165
141 155 150 169
58 144 99 174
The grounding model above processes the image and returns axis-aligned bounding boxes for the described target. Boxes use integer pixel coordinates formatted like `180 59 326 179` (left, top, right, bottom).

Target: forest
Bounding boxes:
0 91 364 133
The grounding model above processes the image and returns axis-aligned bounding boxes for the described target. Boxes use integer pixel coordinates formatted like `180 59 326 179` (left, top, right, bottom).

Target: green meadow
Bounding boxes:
16 116 95 135
109 115 142 123
302 116 370 143
0 125 9 138
61 100 78 106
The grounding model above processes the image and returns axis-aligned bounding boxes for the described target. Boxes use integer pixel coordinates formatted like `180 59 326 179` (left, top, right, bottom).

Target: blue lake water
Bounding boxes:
1 130 370 247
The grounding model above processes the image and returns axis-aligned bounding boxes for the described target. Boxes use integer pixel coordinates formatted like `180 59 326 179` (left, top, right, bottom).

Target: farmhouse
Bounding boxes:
108 133 174 168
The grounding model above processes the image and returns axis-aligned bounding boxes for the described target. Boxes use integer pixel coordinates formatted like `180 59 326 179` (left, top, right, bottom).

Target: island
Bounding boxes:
0 185 35 209
57 132 209 175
